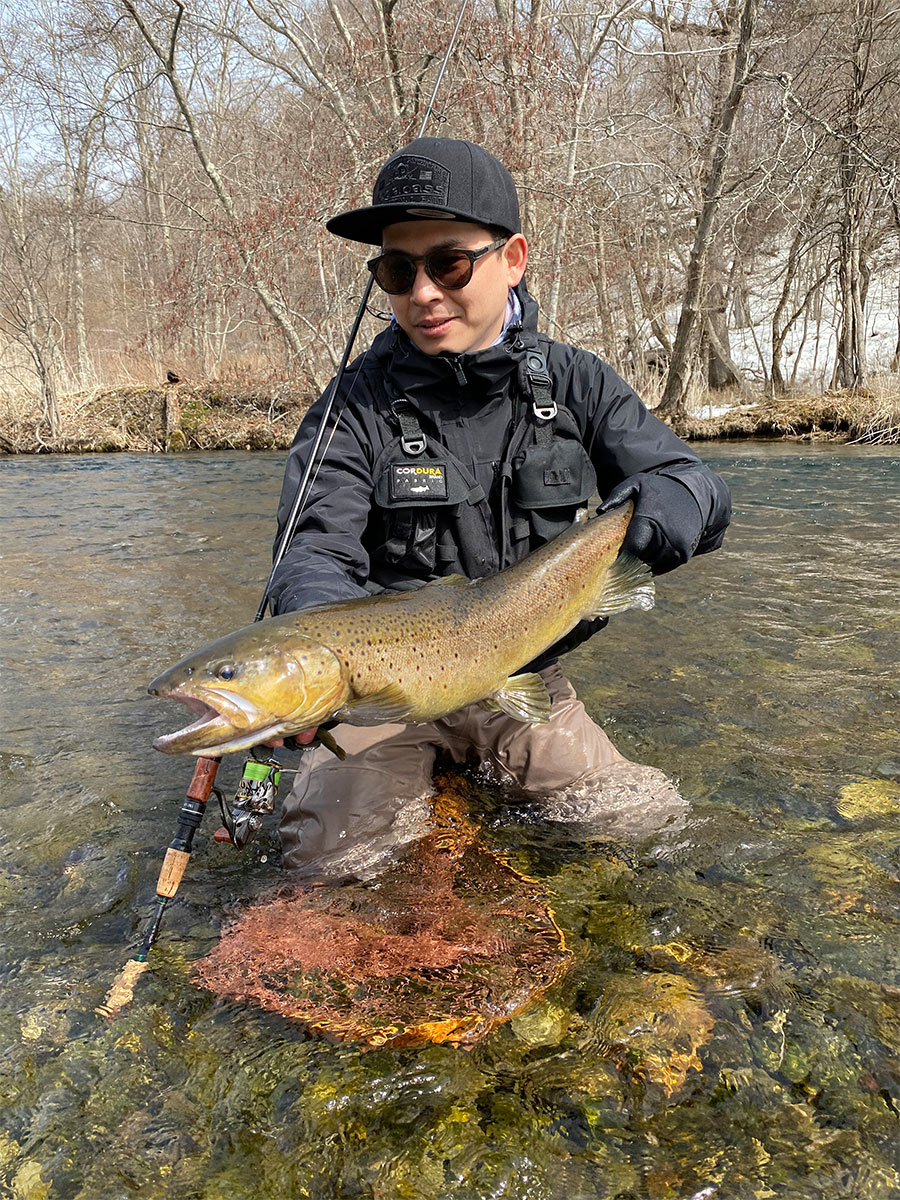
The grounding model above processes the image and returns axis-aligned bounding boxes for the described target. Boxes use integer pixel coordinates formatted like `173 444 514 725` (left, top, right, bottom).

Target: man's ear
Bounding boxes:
504 234 528 286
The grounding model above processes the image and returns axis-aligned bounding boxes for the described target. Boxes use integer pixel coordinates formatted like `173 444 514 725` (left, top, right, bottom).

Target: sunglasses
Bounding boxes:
366 237 509 295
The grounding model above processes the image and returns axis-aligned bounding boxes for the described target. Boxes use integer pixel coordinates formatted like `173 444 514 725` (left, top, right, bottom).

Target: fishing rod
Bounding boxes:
96 755 221 1017
257 0 471 621
97 0 471 1018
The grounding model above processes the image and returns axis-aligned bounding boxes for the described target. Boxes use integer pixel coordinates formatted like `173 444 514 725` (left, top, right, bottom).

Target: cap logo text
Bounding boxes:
375 156 451 207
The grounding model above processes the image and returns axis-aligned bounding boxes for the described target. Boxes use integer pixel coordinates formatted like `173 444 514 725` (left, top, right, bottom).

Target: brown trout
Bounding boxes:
148 502 653 755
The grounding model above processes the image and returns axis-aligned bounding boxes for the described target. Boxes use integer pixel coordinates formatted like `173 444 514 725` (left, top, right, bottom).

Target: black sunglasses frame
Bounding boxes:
366 237 510 295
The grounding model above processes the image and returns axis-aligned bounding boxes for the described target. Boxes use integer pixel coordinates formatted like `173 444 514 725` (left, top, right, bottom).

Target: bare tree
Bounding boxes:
0 183 65 435
119 0 308 360
832 0 881 389
1 0 897 428
0 22 66 432
22 0 127 386
658 0 759 416
543 5 636 334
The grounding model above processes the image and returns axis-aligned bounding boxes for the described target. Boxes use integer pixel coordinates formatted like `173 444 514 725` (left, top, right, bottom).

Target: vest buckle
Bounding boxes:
524 349 556 421
392 397 427 456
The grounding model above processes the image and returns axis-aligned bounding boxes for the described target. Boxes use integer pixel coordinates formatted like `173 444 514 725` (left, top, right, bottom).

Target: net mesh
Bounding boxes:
193 774 570 1046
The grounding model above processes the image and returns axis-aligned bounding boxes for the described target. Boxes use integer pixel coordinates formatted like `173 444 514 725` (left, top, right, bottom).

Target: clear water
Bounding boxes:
1 445 898 1199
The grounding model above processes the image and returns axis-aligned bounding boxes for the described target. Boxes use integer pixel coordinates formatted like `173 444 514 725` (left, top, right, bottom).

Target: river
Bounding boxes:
1 444 898 1199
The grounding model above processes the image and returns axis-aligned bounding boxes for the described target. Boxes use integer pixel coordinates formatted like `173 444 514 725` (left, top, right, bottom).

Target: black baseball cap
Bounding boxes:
326 138 521 245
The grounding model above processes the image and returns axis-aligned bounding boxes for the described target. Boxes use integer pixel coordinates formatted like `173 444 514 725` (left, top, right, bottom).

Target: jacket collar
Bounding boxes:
374 281 540 405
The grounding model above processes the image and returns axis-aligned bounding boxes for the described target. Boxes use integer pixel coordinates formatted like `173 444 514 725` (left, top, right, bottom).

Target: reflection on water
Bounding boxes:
1 445 898 1199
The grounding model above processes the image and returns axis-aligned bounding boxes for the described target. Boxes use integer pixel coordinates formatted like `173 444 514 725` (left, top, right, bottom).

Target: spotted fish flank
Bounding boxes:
148 502 654 756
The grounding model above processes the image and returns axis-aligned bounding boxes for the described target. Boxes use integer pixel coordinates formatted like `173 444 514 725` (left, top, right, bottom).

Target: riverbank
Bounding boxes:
680 390 900 445
1 382 898 453
0 382 310 455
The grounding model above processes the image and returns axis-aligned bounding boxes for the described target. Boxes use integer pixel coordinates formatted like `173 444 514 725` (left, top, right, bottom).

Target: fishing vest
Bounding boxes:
368 344 597 587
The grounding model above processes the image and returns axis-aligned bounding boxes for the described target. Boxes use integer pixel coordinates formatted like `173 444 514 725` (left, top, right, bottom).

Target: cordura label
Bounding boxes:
389 462 449 501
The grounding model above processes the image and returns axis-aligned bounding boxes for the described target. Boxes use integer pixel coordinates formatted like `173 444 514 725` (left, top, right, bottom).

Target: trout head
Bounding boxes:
148 622 348 755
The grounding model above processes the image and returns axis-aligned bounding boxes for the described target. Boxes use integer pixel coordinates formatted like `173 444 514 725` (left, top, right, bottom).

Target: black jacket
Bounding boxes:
270 285 730 663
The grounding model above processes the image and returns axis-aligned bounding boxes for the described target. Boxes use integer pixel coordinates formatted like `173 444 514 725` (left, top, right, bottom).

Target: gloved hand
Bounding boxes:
597 473 705 575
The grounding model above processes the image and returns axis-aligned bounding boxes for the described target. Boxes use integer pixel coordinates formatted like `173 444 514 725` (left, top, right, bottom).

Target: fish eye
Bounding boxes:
216 663 236 680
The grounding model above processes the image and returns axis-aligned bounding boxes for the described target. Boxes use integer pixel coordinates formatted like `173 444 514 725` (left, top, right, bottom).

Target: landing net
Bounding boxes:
193 775 570 1046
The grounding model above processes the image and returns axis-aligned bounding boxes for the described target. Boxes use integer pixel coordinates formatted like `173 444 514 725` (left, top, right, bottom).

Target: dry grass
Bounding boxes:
673 384 900 446
2 377 898 454
0 380 314 454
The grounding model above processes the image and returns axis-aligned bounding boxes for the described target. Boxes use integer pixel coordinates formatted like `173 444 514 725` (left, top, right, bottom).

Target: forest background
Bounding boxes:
1 0 899 452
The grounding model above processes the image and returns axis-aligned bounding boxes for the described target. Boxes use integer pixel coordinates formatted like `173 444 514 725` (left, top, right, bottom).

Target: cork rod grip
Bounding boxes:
155 755 221 900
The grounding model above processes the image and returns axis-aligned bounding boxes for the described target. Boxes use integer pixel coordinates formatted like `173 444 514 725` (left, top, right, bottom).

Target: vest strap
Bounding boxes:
524 347 557 422
392 399 427 456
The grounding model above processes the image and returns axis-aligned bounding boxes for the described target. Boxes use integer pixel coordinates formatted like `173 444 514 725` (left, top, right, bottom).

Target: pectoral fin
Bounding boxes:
314 728 346 760
340 683 414 725
587 551 655 617
479 672 551 724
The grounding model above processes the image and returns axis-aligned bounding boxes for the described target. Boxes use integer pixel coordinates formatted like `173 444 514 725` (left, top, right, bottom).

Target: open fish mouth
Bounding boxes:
152 695 222 748
150 687 269 755
151 693 232 753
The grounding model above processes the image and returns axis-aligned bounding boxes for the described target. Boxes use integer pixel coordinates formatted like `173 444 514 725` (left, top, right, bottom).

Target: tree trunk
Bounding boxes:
546 69 591 333
705 280 744 389
69 202 90 384
658 0 758 417
636 277 673 354
27 327 61 437
493 0 534 240
546 11 621 334
39 363 61 438
593 225 619 365
770 182 825 393
832 0 871 391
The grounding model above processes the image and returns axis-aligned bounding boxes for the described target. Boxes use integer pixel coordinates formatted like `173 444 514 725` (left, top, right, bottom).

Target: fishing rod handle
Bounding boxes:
156 755 221 899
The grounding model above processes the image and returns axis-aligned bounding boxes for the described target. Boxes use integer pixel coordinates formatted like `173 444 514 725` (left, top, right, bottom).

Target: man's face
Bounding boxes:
379 219 528 356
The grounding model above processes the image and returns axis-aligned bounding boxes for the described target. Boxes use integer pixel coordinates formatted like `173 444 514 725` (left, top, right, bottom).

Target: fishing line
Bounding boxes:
256 0 472 620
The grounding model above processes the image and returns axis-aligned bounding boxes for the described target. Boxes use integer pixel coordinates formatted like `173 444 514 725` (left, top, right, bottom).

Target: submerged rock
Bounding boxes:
835 777 900 821
591 971 715 1096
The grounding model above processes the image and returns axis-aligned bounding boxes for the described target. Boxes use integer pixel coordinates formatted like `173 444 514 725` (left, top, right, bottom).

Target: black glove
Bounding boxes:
597 473 705 575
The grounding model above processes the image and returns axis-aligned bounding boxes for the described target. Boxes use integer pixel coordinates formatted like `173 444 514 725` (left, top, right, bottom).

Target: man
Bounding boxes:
269 138 731 875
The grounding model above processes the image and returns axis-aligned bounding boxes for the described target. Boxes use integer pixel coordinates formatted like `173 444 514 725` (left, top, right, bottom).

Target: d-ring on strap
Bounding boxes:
524 348 557 422
392 399 427 456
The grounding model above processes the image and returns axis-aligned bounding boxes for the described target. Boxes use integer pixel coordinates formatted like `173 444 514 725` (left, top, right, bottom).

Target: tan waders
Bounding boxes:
280 663 685 877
